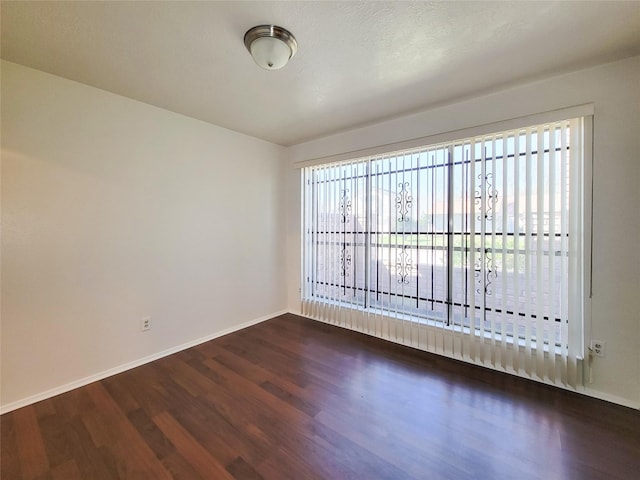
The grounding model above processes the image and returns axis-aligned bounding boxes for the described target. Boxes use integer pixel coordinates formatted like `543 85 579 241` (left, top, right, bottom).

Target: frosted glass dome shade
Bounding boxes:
250 36 291 70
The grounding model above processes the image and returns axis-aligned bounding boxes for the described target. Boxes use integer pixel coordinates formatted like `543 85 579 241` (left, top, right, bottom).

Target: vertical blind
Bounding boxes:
302 118 586 388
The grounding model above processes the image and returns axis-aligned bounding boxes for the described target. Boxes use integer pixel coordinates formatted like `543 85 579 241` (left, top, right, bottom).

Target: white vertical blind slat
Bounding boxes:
346 160 353 330
500 134 509 370
512 131 521 375
568 117 584 388
524 127 533 375
480 137 488 366
462 144 470 362
468 140 478 362
388 155 393 341
489 134 498 367
400 151 407 345
535 127 546 380
548 125 558 383
413 150 420 348
327 163 332 323
560 121 569 385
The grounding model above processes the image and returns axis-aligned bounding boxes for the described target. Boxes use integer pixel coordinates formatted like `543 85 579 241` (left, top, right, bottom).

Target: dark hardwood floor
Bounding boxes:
2 313 639 479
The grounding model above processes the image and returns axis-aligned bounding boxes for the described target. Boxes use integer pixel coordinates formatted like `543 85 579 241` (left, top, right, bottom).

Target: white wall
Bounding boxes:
286 56 640 408
1 61 288 410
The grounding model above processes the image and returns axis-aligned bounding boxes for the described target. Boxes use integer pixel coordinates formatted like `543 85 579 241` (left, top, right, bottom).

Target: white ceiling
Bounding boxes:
2 1 639 146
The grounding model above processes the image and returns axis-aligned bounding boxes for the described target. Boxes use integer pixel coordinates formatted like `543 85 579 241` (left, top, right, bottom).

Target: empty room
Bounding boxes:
1 1 639 479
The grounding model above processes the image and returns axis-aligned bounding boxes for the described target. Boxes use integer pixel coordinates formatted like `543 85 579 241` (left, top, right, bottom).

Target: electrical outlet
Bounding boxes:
141 316 151 332
590 340 605 357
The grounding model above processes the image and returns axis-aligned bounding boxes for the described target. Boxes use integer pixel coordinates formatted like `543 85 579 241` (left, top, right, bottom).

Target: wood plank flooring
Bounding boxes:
2 313 639 479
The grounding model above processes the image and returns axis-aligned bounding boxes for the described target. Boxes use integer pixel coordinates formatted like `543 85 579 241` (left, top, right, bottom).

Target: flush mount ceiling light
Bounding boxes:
244 25 297 70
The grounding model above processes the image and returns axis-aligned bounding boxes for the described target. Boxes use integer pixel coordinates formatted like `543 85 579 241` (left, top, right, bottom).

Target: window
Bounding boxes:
302 118 588 387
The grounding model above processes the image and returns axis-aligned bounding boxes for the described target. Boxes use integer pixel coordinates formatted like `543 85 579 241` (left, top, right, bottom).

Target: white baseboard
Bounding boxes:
582 388 640 410
0 310 288 415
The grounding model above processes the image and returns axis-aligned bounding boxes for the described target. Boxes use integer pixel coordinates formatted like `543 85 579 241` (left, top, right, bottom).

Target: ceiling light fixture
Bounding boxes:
244 25 297 70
